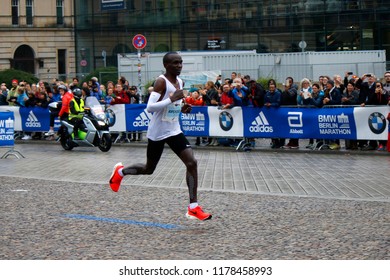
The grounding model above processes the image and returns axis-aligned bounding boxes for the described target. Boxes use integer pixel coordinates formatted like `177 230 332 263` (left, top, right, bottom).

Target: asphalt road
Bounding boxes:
0 142 389 260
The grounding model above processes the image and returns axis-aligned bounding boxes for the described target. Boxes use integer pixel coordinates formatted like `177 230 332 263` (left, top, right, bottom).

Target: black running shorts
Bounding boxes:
147 133 191 161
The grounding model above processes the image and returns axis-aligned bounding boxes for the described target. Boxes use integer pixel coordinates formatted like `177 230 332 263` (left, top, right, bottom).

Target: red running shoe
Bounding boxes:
186 205 212 221
109 162 124 192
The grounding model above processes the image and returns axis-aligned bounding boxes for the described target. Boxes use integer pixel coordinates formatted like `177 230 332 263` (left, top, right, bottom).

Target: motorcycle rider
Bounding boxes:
58 84 74 121
69 88 85 140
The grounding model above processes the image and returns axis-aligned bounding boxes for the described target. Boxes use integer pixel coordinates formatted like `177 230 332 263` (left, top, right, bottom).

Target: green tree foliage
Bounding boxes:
0 69 39 88
257 77 281 90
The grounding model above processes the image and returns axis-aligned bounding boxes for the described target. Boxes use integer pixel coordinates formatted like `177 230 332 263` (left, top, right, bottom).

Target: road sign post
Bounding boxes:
132 34 147 99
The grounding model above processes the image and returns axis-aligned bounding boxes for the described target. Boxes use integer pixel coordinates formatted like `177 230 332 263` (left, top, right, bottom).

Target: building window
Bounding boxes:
12 0 19 25
58 49 66 77
56 0 64 25
145 1 152 11
127 0 135 11
26 0 33 26
158 0 164 12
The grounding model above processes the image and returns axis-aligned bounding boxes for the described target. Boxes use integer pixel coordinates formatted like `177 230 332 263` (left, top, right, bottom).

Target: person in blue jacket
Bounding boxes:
227 78 250 107
264 81 281 108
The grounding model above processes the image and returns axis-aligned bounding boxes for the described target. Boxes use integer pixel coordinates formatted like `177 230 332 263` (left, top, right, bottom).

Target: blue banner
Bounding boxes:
243 107 358 140
125 104 152 132
180 106 209 136
1 104 388 140
19 107 51 132
179 105 388 140
0 112 15 147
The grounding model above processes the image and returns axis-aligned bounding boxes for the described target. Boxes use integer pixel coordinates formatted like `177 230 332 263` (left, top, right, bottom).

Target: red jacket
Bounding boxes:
59 92 74 117
110 90 130 104
220 92 234 105
185 96 204 106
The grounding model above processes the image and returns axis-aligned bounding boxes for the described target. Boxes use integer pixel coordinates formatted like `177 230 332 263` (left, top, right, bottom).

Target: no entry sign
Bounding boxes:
132 34 147 50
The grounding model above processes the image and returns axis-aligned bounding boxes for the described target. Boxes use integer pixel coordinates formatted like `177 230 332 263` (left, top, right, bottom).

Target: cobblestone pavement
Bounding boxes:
0 140 389 260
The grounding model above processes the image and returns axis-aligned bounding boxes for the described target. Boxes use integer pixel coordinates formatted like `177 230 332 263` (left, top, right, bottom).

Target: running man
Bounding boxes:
109 52 212 221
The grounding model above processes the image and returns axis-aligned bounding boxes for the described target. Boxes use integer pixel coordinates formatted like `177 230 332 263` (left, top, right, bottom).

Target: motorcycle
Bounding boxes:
52 96 113 152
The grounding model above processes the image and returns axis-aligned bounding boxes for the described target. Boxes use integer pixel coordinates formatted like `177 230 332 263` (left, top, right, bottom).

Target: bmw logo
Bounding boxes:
368 112 386 134
106 108 116 127
219 111 234 131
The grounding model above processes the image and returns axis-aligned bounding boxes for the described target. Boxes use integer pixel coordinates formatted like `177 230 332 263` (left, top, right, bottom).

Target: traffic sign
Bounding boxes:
132 34 147 50
80 59 88 67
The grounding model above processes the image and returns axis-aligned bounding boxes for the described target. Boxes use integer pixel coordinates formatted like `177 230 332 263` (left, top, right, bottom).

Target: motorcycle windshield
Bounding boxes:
85 97 105 120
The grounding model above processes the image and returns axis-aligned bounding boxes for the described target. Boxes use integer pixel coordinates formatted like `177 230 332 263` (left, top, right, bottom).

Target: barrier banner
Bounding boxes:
125 104 152 132
243 107 358 140
388 113 390 152
0 106 21 130
180 106 209 137
19 107 50 132
179 106 388 140
108 104 126 132
353 107 389 140
1 104 388 140
0 112 15 147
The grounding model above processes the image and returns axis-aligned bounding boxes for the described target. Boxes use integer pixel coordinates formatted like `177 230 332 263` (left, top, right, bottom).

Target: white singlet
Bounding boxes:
146 75 184 141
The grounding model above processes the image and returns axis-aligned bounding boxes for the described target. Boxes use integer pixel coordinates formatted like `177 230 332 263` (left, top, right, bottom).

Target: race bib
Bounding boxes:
162 102 182 122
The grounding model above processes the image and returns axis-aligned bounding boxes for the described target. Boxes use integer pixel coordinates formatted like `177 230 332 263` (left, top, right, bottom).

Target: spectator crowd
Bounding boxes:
1 71 389 151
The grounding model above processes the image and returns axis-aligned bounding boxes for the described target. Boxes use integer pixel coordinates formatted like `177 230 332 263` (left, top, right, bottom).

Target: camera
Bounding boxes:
348 72 353 75
366 74 372 77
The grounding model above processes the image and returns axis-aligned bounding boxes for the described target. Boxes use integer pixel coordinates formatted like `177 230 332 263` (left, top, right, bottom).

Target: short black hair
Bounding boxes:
312 83 320 88
163 52 179 64
119 76 126 84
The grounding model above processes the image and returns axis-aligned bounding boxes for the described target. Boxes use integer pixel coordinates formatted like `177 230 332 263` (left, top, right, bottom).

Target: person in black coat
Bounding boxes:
355 74 378 150
247 79 265 108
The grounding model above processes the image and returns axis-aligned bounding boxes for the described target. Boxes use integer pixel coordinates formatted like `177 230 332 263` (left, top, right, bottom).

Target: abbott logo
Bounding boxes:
288 112 303 127
133 109 153 127
250 111 273 133
25 111 41 128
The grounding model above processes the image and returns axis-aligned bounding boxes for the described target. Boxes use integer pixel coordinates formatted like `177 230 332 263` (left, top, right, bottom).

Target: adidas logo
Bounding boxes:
133 109 153 127
252 111 269 126
249 111 273 133
25 111 42 128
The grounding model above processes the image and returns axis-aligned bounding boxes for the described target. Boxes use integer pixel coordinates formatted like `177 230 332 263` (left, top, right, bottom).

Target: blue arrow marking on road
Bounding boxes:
62 214 182 230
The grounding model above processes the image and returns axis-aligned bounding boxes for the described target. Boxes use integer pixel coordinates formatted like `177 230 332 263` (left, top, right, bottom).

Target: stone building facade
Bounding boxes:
0 0 75 81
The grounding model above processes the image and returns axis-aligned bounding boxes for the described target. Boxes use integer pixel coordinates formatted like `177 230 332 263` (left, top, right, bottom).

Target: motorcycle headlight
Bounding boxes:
97 120 106 126
96 113 106 121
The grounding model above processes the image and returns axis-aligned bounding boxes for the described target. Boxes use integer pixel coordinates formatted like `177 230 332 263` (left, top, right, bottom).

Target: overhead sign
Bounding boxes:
101 0 125 11
132 34 147 50
207 39 221 50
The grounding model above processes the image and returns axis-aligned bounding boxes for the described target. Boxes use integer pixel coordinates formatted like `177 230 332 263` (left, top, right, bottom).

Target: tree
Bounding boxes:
0 69 39 88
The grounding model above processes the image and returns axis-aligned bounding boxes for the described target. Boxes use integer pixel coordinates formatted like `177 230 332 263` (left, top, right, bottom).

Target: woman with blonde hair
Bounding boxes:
297 78 312 105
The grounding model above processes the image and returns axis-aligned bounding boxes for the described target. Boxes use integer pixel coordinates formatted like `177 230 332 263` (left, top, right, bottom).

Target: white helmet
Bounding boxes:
58 85 67 91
